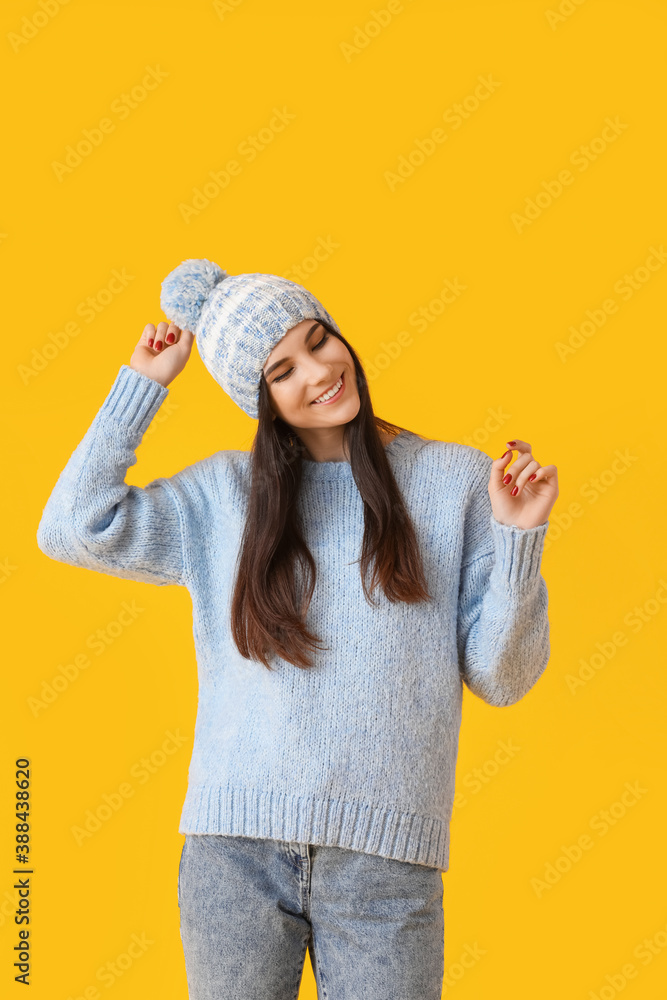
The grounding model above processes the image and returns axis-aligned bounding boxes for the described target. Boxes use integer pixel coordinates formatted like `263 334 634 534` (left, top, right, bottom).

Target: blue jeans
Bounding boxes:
178 833 445 999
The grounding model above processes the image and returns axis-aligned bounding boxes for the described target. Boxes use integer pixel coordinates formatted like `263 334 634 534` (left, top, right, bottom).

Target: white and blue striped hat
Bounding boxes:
160 258 342 419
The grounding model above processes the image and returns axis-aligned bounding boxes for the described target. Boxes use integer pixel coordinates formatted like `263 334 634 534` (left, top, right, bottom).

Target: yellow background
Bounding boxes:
2 0 667 996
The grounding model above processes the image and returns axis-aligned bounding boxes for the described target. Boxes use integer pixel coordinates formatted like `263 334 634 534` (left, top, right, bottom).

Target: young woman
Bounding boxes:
37 258 558 999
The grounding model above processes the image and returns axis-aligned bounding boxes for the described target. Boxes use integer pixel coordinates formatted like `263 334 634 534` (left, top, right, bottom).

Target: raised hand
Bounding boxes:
489 439 558 530
129 321 195 388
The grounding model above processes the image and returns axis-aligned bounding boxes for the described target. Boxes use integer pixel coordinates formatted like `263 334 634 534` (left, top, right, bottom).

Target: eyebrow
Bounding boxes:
263 322 323 378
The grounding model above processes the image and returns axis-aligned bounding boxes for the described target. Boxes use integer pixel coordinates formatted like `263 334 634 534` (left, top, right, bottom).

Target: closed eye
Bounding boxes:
273 334 329 382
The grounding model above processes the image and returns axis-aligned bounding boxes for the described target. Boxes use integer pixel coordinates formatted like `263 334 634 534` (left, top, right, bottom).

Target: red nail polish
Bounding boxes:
511 486 518 496
155 341 163 350
503 474 512 485
507 440 516 447
148 338 154 347
166 333 175 344
529 473 536 481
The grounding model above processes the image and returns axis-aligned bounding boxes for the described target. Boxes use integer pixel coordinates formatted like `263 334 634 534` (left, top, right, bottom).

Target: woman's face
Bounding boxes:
262 320 360 435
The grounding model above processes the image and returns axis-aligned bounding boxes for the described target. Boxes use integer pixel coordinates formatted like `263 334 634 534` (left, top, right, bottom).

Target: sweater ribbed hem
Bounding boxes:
178 784 450 872
99 364 169 438
490 514 549 591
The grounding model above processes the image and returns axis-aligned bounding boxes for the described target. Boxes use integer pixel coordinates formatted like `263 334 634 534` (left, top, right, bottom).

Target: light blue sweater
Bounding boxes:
37 364 551 872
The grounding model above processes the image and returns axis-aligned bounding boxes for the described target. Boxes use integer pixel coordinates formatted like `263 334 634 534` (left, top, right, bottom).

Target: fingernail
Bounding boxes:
166 333 175 344
155 341 163 350
529 473 536 481
148 338 154 347
507 440 516 446
511 486 518 496
503 474 512 485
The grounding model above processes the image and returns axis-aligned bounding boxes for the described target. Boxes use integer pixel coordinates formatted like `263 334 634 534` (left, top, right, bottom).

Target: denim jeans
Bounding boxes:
178 833 445 999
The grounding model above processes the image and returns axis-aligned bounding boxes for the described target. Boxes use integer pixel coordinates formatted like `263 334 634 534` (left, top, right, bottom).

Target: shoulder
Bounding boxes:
198 448 251 494
405 433 493 481
158 448 250 508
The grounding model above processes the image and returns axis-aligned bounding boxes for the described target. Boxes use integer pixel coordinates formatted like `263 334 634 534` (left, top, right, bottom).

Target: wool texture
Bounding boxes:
37 364 551 872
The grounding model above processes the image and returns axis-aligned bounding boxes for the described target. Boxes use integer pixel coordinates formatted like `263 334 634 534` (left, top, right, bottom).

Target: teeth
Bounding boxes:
313 375 342 403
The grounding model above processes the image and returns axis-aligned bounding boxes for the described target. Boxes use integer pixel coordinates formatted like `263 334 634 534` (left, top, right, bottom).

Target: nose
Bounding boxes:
307 360 338 388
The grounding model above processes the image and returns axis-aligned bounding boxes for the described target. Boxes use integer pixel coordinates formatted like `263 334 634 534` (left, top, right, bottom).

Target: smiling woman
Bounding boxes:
241 309 430 670
261 319 364 463
36 256 554 999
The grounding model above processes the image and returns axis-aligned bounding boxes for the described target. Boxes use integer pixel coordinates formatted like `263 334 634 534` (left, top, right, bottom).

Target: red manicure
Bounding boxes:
166 333 175 343
155 341 163 350
503 474 512 485
511 486 518 496
148 338 154 347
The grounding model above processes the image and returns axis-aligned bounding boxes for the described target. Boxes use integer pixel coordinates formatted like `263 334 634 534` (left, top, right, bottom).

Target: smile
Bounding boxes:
311 372 345 405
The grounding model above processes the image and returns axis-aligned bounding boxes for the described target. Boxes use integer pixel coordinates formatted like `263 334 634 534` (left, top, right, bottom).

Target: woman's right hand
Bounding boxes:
129 321 195 388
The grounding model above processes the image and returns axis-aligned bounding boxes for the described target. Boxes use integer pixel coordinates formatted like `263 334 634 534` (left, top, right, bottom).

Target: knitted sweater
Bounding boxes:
36 364 551 872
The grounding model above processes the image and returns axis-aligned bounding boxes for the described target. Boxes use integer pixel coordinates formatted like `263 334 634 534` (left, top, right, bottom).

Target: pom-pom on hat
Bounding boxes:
160 258 342 419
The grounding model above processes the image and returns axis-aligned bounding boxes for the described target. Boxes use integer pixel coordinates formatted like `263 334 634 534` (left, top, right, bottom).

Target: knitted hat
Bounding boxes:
160 258 342 419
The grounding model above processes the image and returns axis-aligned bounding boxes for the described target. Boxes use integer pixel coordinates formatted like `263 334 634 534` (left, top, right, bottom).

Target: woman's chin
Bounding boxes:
309 398 358 423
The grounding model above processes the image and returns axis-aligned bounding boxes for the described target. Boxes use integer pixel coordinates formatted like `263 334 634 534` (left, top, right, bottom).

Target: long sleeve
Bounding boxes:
36 364 189 588
456 451 551 707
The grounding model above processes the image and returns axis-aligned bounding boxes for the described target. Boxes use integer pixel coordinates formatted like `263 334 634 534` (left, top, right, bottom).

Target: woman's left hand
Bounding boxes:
489 439 558 530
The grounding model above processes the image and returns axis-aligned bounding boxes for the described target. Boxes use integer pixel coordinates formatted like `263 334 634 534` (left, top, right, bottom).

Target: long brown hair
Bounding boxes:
230 321 432 670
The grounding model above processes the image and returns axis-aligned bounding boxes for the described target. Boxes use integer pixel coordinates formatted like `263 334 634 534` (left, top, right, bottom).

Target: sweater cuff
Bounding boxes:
98 364 169 438
489 513 549 591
